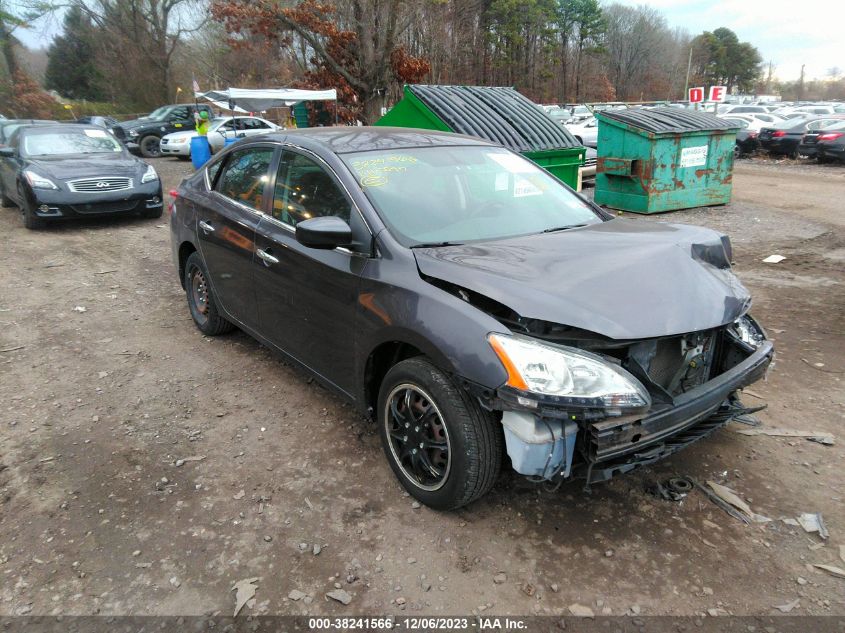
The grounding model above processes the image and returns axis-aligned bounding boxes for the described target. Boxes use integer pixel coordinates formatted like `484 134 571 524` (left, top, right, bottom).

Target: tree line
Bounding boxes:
1 0 835 122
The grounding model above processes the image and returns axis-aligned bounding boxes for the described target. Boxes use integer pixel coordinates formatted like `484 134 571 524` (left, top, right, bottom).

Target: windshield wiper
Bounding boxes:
410 241 465 249
541 223 588 234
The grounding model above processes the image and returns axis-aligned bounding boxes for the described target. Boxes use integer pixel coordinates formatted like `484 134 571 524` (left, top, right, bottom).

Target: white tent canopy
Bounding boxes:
195 87 338 112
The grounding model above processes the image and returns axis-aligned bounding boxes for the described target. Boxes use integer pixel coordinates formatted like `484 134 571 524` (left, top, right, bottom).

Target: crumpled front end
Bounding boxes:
489 315 773 485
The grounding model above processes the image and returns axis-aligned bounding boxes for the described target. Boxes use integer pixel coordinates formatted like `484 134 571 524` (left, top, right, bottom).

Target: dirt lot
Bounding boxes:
1 156 843 618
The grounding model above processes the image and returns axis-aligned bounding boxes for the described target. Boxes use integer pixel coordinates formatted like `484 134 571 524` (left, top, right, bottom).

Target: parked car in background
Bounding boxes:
546 107 571 125
719 105 770 116
723 118 759 157
170 127 773 509
160 116 281 159
565 116 598 147
115 103 215 158
580 147 597 184
801 121 845 162
0 119 57 146
758 116 845 158
565 105 593 123
0 124 162 229
75 115 120 130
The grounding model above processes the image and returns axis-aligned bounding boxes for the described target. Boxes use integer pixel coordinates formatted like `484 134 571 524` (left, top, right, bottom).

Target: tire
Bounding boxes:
20 192 45 230
139 135 162 158
733 144 741 159
183 252 235 336
0 182 12 207
140 204 163 219
377 357 503 510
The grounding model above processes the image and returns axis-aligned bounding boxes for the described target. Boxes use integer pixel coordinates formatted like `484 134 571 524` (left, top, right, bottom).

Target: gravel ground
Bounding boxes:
0 154 843 618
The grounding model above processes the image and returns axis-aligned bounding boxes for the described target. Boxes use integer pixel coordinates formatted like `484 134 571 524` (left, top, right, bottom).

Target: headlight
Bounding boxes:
141 165 158 183
128 129 139 137
729 315 764 348
488 333 651 409
24 170 58 190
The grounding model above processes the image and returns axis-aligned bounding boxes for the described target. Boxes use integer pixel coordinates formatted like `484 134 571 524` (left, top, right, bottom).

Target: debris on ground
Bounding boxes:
840 545 845 564
493 572 507 585
568 604 595 617
734 427 835 445
174 455 206 467
699 480 770 524
72 306 87 313
647 476 693 501
813 564 845 579
762 254 786 263
232 577 259 616
288 590 306 601
797 513 829 540
326 589 352 605
233 490 245 500
774 598 800 613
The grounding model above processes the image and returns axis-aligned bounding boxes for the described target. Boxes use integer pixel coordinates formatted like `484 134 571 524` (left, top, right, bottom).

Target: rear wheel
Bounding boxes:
139 135 162 158
183 252 235 336
377 357 503 510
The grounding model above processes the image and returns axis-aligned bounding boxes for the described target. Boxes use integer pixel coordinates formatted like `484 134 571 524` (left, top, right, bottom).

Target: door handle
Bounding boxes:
199 220 215 234
256 248 279 265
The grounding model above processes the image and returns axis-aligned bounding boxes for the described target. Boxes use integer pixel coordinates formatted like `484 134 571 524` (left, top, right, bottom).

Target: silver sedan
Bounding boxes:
160 116 281 159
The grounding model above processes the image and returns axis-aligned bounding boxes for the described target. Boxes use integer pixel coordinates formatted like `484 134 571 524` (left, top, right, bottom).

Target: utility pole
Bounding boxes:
799 64 805 100
684 45 693 96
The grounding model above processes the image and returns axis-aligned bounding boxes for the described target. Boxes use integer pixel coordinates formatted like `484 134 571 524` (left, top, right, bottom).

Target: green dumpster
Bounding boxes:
377 85 585 190
594 109 739 213
293 102 309 128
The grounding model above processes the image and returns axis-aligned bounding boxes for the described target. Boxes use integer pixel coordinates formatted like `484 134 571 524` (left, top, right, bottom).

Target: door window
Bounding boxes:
169 106 189 121
271 151 351 227
243 118 271 130
215 147 275 211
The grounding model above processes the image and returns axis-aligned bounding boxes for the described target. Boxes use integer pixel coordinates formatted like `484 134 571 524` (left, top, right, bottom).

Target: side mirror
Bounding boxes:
295 216 353 250
0 147 14 157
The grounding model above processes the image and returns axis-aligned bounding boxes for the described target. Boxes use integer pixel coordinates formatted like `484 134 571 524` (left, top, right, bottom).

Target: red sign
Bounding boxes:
709 85 727 103
688 87 705 103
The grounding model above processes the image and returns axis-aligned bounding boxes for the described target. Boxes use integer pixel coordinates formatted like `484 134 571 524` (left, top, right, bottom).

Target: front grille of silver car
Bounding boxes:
68 177 133 193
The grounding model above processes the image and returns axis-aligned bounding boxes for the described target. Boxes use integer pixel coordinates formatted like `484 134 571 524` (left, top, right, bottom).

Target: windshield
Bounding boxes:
23 129 122 156
342 146 601 246
147 106 170 121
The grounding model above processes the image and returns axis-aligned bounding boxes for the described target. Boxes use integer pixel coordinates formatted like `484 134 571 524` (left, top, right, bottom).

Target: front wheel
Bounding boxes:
183 252 235 336
21 193 45 230
377 357 503 510
139 135 162 158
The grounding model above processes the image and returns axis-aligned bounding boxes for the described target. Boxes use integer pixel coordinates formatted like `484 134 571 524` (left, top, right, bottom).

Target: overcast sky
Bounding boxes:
615 0 843 82
15 0 844 84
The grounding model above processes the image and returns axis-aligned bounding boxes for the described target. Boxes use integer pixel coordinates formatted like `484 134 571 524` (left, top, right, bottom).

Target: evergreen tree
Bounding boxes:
45 6 104 100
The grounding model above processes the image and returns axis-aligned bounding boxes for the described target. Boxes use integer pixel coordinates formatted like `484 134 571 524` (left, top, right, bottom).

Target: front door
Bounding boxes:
195 144 277 329
254 148 369 396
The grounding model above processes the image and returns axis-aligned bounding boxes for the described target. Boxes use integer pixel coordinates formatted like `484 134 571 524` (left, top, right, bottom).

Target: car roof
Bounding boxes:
272 126 497 154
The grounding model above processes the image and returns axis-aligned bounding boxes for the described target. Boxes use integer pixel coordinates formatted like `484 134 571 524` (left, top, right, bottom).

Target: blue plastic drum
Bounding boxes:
190 136 211 169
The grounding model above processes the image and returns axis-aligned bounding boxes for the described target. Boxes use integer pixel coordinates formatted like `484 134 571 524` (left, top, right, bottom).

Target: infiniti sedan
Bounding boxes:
170 128 773 509
0 124 162 229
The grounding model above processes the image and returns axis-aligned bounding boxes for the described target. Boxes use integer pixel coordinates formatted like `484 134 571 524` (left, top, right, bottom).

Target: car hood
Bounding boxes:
28 153 144 180
412 219 751 340
163 130 198 141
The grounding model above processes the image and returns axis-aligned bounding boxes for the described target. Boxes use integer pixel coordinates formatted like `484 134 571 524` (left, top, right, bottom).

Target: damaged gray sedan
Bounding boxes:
170 127 773 510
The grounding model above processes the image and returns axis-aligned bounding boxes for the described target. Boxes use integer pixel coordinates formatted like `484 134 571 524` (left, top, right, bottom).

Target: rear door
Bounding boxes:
253 147 370 395
195 144 277 329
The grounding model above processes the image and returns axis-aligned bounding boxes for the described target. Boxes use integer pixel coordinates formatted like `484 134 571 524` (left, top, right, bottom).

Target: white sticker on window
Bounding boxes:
84 129 108 138
495 172 509 191
679 145 708 168
513 176 542 197
488 152 536 173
